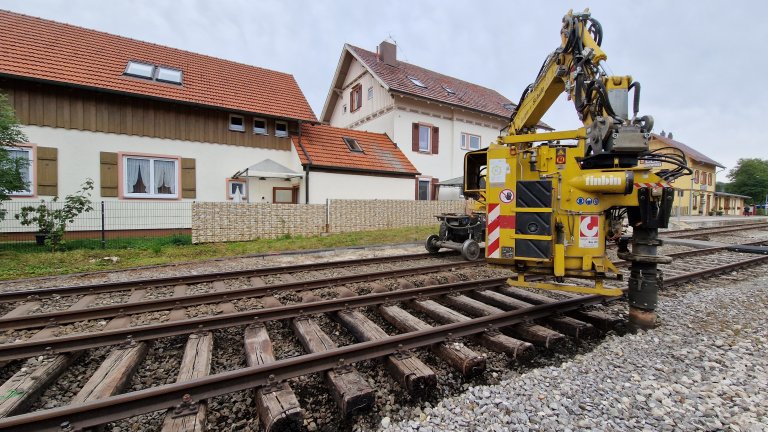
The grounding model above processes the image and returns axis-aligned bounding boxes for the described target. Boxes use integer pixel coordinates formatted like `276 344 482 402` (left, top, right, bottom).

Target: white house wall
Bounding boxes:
391 96 506 182
325 58 509 194
17 125 302 202
307 171 414 204
329 57 393 131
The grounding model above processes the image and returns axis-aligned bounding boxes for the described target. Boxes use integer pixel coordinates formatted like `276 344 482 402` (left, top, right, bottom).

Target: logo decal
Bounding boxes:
579 215 599 248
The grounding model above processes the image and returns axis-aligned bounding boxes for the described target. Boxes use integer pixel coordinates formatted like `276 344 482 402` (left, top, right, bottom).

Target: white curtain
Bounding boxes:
154 160 176 195
7 149 30 187
126 158 149 193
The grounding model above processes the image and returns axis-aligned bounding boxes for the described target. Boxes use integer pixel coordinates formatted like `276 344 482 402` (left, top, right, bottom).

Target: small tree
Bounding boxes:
15 179 94 251
0 92 29 220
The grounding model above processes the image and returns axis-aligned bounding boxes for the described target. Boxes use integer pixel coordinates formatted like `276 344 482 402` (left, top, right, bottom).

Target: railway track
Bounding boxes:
0 239 767 431
660 220 768 238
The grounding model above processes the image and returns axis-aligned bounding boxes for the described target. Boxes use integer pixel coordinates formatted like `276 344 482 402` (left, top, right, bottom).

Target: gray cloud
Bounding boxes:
2 0 764 172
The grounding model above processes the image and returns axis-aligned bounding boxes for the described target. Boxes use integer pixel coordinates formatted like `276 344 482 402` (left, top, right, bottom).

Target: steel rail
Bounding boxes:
0 261 477 332
0 276 510 362
8 242 759 331
661 222 768 238
0 293 613 432
614 241 766 269
664 253 768 283
0 252 456 302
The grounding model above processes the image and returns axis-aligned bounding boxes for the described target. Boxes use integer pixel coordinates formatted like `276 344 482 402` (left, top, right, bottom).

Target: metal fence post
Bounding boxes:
100 201 106 249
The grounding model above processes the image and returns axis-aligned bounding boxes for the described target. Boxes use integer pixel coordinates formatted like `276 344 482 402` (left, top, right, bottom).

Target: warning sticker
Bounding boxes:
499 189 514 203
489 159 508 185
555 148 566 165
579 215 599 248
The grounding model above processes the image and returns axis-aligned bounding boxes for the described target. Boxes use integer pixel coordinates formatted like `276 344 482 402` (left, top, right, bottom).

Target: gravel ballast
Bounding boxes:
381 274 768 431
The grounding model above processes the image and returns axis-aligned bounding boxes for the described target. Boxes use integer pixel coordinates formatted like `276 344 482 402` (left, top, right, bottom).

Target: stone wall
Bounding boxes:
192 199 469 243
192 202 326 243
327 199 468 232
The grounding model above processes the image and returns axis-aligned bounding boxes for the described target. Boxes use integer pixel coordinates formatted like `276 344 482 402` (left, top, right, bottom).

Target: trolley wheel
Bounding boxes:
425 234 441 254
461 239 481 261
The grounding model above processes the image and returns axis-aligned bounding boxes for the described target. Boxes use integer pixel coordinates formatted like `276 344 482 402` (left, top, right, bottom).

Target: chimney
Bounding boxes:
378 41 397 66
668 132 674 139
660 130 666 137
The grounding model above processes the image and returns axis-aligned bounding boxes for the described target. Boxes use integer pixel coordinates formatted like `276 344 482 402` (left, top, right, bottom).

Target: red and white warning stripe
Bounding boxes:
633 182 671 189
486 203 501 258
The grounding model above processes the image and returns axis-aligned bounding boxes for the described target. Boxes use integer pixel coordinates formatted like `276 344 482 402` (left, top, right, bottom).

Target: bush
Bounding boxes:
15 179 94 251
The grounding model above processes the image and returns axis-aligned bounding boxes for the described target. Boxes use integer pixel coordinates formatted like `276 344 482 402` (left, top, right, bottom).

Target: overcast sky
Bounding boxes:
2 0 766 174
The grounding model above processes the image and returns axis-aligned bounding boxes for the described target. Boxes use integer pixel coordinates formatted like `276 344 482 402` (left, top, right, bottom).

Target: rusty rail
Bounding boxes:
0 292 612 432
0 261 476 332
0 276 510 362
0 252 456 302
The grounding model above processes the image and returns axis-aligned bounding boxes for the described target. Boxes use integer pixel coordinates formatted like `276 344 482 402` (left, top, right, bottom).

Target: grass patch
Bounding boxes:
0 226 438 280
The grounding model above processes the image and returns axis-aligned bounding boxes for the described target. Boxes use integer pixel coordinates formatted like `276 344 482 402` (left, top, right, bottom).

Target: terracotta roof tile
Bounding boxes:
650 134 724 168
348 44 515 119
293 124 418 175
0 10 317 122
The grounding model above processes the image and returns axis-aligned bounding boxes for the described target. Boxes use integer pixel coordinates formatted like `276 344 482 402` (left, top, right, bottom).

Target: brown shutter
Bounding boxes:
99 151 118 197
181 158 196 199
36 146 58 196
412 123 419 152
431 178 440 200
431 126 439 154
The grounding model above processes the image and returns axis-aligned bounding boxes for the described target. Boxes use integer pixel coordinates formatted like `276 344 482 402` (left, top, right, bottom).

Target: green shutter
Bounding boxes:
100 152 118 197
36 146 58 196
181 158 196 199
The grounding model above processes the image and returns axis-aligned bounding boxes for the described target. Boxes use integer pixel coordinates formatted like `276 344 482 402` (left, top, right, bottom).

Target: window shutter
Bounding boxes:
431 178 440 200
99 152 118 197
431 126 440 154
181 158 196 199
414 179 419 200
412 123 419 152
36 146 58 196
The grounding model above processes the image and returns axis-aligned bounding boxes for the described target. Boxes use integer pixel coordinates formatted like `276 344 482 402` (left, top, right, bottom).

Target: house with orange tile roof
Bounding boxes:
0 9 316 205
321 41 551 200
292 124 419 203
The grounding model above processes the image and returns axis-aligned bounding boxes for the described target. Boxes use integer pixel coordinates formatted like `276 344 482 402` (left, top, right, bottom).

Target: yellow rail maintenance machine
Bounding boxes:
428 9 691 330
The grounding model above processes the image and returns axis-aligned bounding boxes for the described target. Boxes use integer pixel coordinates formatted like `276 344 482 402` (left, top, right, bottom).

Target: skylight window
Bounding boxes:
125 61 154 79
343 137 363 153
156 66 183 84
442 84 455 95
502 103 516 111
124 61 183 85
407 76 427 88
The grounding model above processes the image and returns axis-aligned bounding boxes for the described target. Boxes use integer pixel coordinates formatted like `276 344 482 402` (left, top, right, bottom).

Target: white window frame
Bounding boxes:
275 121 289 138
253 118 267 135
408 76 427 88
228 179 248 200
122 155 179 199
461 132 481 150
229 114 245 132
4 146 33 196
367 86 373 100
418 124 431 153
155 66 183 85
124 61 154 79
